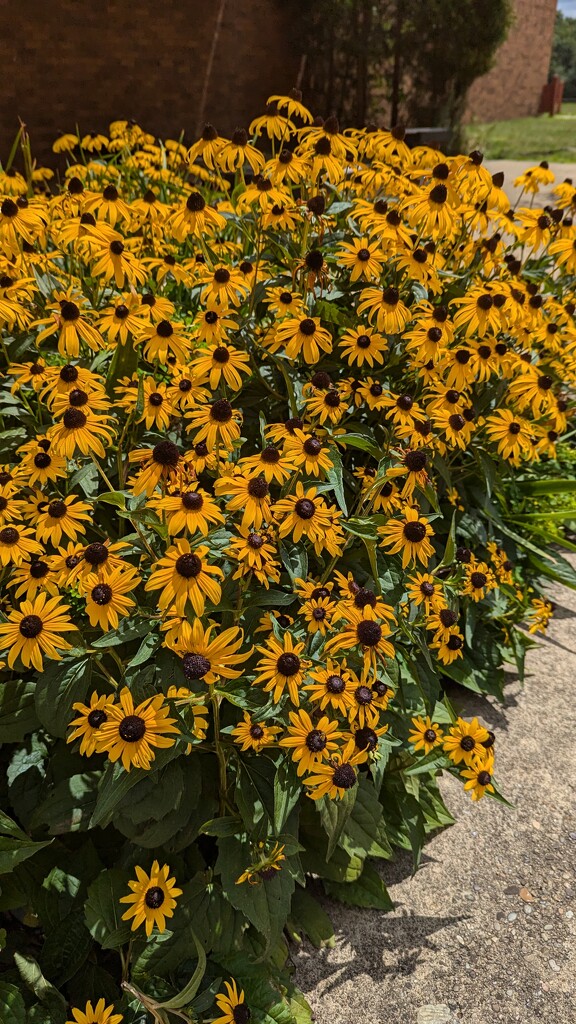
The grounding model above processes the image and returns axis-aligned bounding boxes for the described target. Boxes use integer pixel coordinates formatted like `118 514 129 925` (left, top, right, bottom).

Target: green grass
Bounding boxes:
463 102 576 162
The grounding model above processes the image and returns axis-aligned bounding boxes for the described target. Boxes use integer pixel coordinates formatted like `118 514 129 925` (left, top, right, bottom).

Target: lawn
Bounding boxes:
464 102 576 162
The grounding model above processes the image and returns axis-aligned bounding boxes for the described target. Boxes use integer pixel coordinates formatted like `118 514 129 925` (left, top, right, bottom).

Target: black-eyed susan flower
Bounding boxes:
378 506 435 568
0 592 75 670
186 398 242 450
339 325 387 368
192 342 251 391
461 759 495 801
326 606 395 675
67 692 115 756
34 495 91 547
145 540 223 616
119 861 182 935
213 980 250 1024
172 619 248 685
461 561 497 602
274 315 333 364
152 486 224 537
232 712 281 752
236 841 286 885
97 688 179 771
408 716 444 754
443 717 490 766
253 633 308 705
84 568 139 630
305 659 357 715
406 572 445 613
485 409 533 462
214 473 272 529
65 999 122 1024
280 708 342 776
357 285 411 334
305 748 365 801
9 555 59 600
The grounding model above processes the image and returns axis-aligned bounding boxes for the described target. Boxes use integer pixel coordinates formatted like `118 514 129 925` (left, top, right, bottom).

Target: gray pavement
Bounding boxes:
295 560 576 1023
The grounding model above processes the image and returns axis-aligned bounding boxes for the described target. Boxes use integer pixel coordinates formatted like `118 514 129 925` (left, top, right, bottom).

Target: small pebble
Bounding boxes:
568 832 576 841
549 959 561 972
524 906 532 915
544 923 554 930
507 912 517 922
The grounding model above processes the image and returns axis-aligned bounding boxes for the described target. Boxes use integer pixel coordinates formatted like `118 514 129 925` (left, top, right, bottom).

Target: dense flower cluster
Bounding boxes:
1 100 574 1023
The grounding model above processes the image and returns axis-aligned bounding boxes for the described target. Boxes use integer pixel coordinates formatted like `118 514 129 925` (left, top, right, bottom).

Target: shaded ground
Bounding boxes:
295 562 576 1024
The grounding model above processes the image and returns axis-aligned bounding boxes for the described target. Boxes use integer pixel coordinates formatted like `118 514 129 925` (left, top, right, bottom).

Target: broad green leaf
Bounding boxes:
339 432 383 460
35 656 93 738
84 868 132 948
216 835 295 950
287 887 335 948
278 539 308 586
273 761 301 834
326 444 348 514
13 954 66 1021
0 811 52 873
324 862 393 910
317 789 357 861
29 773 100 834
0 983 26 1024
0 679 39 742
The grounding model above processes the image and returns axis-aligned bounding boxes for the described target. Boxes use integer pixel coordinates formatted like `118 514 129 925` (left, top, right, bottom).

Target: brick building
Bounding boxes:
466 0 558 122
0 0 302 163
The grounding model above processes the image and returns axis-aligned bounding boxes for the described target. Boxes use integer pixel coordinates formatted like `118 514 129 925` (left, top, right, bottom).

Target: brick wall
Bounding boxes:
466 0 558 122
0 0 301 163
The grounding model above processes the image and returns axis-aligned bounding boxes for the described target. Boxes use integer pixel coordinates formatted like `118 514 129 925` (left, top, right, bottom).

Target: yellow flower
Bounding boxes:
97 687 179 771
120 861 182 936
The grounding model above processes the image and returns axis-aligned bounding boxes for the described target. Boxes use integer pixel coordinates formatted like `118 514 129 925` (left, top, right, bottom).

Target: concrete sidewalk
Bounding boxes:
486 159 576 208
295 560 576 1024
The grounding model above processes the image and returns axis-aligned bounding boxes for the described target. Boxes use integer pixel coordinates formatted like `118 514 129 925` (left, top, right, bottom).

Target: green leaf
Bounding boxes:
279 539 308 585
273 761 301 834
0 811 52 873
339 777 392 860
326 444 348 514
35 656 93 738
29 773 100 834
339 433 383 460
90 744 180 827
93 490 127 508
216 835 295 950
0 679 39 741
91 618 152 647
13 954 66 1022
343 514 385 540
287 887 335 948
40 909 93 986
516 477 576 495
324 862 393 910
200 815 244 837
0 983 26 1024
317 789 357 861
84 868 132 949
156 929 206 1009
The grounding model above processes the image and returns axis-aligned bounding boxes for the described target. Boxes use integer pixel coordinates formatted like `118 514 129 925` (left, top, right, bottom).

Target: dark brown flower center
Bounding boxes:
186 192 206 212
153 440 180 466
144 886 165 909
355 685 373 705
424 728 436 742
403 521 427 542
182 491 203 511
326 674 345 694
19 614 43 638
183 653 211 679
119 715 146 741
211 399 233 423
175 553 202 578
294 498 316 519
306 729 327 752
356 620 382 646
299 318 316 337
277 652 300 676
470 571 487 589
332 763 356 789
87 708 107 728
91 583 113 605
460 735 475 751
439 608 457 626
47 499 67 519
84 542 109 566
63 408 87 429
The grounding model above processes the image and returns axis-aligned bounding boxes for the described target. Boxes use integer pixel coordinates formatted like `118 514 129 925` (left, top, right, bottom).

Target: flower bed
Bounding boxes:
0 101 575 1023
